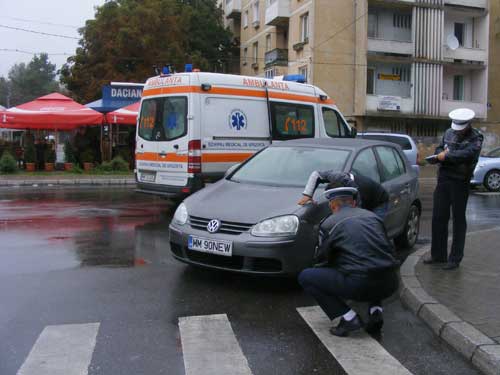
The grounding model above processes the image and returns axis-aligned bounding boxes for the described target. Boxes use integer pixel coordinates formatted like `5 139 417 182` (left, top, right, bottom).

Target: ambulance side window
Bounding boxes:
322 108 340 137
162 97 187 141
138 97 187 142
270 102 315 140
138 100 158 141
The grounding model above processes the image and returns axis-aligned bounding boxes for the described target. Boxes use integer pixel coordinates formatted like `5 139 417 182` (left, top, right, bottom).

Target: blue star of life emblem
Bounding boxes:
230 110 247 131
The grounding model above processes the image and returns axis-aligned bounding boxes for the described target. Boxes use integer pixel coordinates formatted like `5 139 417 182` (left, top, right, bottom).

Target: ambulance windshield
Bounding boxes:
231 146 350 187
138 97 187 141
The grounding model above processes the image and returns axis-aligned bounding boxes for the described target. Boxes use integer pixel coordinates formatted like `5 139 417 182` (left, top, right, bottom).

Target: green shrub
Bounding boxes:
64 140 76 163
110 156 129 172
24 142 36 163
0 151 18 173
45 147 56 163
72 165 83 174
81 149 95 163
97 161 113 172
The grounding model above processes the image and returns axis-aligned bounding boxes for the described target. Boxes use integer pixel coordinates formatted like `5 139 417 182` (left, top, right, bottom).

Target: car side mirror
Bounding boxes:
350 127 357 138
224 163 241 178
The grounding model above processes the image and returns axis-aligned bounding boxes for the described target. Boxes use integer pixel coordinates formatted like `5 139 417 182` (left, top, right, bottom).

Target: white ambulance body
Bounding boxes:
135 72 355 197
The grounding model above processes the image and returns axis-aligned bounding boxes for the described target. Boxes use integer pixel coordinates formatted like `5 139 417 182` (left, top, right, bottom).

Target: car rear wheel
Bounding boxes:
395 204 420 250
484 170 500 192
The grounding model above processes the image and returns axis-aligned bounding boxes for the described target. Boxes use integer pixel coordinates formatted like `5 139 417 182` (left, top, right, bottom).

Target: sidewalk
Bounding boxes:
0 173 135 187
400 228 500 375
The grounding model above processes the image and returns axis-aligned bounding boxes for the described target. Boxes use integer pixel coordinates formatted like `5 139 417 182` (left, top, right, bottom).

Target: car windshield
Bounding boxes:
230 146 351 187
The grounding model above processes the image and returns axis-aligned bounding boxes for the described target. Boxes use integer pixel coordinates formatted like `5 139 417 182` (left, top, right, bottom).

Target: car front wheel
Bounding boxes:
395 204 420 249
484 170 500 192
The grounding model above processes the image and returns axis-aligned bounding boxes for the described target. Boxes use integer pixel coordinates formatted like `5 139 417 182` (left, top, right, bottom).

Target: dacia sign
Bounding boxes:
102 84 144 109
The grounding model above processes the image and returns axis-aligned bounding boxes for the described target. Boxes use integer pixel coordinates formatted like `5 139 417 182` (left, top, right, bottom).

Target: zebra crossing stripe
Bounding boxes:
178 314 253 375
297 306 413 375
17 323 100 375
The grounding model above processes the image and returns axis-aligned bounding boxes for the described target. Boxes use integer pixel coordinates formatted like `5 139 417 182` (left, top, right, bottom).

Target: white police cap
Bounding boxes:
323 187 358 201
449 108 475 131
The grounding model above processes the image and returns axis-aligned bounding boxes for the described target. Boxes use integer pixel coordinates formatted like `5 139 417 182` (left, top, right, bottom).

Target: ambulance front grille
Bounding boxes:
189 216 254 235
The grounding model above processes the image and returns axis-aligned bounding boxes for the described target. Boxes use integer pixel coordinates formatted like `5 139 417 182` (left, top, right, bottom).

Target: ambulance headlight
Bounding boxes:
251 215 299 237
173 203 188 225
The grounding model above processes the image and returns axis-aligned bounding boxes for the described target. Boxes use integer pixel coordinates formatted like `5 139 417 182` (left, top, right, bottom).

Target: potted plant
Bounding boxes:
64 140 76 171
24 142 36 172
81 149 95 171
44 147 56 171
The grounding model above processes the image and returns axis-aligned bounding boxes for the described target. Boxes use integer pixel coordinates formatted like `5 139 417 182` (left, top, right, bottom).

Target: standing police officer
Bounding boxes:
424 108 483 270
298 185 399 337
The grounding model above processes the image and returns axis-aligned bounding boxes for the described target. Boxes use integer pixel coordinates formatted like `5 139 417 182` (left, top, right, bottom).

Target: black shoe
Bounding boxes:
365 310 384 334
442 262 459 270
423 257 447 265
330 315 363 337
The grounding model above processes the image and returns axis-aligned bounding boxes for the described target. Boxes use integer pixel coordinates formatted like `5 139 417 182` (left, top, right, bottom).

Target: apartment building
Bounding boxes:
223 0 493 140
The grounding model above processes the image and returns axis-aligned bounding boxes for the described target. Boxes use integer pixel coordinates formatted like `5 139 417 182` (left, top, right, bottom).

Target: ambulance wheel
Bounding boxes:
395 204 420 250
484 170 500 192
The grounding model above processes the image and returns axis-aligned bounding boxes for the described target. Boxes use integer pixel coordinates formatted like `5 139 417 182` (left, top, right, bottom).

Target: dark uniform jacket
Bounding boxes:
314 207 398 275
435 128 484 182
303 171 389 211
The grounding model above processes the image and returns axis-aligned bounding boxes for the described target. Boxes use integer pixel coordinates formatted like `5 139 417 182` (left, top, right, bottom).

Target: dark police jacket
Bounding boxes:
435 128 483 182
303 171 389 211
314 207 398 276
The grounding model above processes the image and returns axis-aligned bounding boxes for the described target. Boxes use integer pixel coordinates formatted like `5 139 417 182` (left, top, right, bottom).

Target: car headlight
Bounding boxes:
251 215 299 237
173 203 188 225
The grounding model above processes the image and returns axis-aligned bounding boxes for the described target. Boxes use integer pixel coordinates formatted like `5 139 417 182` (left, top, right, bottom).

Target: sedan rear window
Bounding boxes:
230 147 350 187
361 134 412 150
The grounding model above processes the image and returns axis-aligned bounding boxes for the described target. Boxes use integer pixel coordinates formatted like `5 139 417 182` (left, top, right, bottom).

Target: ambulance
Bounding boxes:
135 68 356 197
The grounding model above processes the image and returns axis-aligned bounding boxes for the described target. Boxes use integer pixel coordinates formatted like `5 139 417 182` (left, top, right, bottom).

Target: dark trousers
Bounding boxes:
298 268 399 320
431 177 470 264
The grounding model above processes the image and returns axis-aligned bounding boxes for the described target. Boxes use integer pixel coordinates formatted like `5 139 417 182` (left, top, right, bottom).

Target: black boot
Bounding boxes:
330 315 363 337
423 256 447 265
365 310 384 333
442 262 459 270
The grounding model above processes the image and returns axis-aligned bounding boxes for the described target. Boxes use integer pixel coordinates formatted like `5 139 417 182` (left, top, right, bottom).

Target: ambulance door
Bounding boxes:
135 99 158 184
155 95 190 186
320 106 351 138
201 96 270 178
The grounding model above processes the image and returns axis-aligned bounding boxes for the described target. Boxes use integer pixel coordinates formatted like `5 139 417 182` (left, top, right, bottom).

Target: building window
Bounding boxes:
265 68 274 79
266 34 272 52
253 42 258 64
367 68 375 94
299 66 308 83
253 1 260 27
243 48 248 65
392 66 410 82
453 75 465 101
368 12 378 38
243 10 249 28
300 13 309 43
455 23 465 46
393 13 411 29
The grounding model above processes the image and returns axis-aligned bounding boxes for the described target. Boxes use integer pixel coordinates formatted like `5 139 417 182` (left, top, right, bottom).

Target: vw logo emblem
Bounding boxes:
207 219 221 233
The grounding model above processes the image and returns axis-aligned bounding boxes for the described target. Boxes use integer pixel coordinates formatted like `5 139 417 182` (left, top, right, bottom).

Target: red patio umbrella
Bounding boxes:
105 101 140 125
0 93 104 130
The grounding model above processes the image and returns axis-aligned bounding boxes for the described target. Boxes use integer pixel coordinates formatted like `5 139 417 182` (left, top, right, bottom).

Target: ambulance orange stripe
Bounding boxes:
142 85 335 104
202 153 253 163
136 152 188 162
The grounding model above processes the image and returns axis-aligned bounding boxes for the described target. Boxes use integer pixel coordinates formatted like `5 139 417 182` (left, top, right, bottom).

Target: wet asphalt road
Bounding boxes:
0 181 499 375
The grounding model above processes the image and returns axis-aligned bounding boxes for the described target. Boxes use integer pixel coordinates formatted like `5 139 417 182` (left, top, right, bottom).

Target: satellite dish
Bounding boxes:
446 34 460 50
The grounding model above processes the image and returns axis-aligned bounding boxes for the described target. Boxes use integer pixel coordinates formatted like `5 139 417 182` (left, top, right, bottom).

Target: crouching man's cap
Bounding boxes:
449 108 475 131
323 187 358 201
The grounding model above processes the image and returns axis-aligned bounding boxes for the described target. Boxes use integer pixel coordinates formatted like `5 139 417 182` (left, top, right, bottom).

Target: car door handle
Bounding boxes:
159 151 167 158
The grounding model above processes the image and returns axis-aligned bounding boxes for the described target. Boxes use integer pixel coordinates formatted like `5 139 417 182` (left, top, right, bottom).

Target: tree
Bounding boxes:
7 53 60 106
60 0 233 102
0 77 9 108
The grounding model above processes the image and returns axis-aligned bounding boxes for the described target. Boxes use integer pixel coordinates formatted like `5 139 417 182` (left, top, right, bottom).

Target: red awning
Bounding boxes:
105 101 140 125
0 93 104 130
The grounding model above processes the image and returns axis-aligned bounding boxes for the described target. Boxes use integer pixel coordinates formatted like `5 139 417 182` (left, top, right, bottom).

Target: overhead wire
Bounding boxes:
0 24 79 40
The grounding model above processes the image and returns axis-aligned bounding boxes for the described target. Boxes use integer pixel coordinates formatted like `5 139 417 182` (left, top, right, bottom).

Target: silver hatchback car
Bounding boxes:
169 138 421 275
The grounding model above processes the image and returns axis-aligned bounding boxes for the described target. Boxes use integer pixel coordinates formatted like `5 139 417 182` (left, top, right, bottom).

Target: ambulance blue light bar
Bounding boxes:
185 64 193 72
283 74 306 83
162 66 170 75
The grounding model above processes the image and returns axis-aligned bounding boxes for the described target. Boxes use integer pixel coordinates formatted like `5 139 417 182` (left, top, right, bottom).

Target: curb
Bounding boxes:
0 178 136 187
400 230 500 375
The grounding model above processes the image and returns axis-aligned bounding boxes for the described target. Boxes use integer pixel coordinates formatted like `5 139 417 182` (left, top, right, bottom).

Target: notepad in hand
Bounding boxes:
425 155 439 164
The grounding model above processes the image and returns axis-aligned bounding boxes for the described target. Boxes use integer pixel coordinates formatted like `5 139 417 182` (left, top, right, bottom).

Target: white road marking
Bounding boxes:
297 306 413 375
17 323 100 375
178 314 253 375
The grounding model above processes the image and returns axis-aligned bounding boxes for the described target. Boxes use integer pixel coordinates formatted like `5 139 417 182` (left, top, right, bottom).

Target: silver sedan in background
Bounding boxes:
471 147 500 192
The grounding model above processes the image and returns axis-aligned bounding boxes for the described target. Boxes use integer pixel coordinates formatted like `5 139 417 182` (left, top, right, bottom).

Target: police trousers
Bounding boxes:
431 176 470 264
298 267 399 320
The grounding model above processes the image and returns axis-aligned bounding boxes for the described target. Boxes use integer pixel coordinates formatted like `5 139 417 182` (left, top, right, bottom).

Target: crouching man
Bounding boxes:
298 185 399 337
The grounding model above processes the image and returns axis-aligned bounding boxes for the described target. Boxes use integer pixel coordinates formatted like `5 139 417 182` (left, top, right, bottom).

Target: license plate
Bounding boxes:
139 171 156 183
188 236 233 257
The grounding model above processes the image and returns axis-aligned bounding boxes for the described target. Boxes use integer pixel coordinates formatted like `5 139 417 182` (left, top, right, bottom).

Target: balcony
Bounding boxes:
265 0 290 27
366 95 414 115
441 100 486 118
265 48 288 67
225 0 241 19
444 0 488 9
444 47 487 63
368 38 413 56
